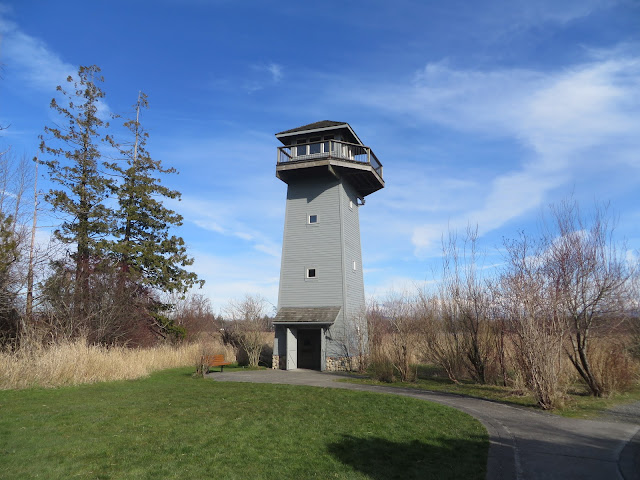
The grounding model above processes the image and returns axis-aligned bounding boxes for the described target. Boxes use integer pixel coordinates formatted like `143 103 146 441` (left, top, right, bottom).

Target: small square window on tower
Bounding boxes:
306 268 317 278
353 261 357 271
308 214 318 224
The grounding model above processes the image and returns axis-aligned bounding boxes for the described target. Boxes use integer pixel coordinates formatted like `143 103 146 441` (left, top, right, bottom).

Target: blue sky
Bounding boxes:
1 0 639 312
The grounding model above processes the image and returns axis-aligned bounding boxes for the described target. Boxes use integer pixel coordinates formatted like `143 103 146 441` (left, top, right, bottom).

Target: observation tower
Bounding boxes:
271 121 384 371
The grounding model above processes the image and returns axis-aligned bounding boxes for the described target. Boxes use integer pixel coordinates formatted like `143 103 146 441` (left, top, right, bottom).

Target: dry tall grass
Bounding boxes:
587 335 640 395
0 337 236 390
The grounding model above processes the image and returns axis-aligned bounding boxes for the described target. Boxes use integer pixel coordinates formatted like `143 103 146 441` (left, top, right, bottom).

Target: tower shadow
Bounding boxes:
327 434 487 480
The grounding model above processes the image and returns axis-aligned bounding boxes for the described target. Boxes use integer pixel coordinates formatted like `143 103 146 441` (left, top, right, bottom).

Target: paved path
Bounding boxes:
208 369 640 480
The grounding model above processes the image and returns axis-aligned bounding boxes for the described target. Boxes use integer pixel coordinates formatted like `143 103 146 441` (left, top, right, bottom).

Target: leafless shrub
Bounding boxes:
224 294 271 367
0 154 35 347
39 259 158 345
366 300 385 353
498 232 567 409
372 293 420 382
363 201 637 402
352 307 370 372
439 226 498 384
415 291 465 383
169 292 221 341
333 303 371 372
545 200 637 396
369 351 395 382
629 315 640 362
366 300 391 379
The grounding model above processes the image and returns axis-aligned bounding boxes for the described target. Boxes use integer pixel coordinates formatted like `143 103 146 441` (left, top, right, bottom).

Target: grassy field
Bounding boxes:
344 364 640 418
0 367 488 479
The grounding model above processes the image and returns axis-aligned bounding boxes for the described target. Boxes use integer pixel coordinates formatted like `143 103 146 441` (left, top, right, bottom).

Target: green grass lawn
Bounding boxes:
0 368 488 479
343 364 640 418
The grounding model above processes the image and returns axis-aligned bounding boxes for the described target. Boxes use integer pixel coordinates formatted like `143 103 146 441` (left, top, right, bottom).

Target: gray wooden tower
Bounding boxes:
272 121 384 371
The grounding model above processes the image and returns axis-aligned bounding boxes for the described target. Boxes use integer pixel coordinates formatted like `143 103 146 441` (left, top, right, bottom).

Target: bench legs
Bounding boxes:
206 365 226 373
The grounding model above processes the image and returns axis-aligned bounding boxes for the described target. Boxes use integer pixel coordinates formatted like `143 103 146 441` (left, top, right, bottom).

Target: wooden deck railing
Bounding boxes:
277 140 383 179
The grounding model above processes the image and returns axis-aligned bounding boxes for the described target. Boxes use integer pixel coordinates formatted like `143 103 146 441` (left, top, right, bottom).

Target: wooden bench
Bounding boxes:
200 354 232 373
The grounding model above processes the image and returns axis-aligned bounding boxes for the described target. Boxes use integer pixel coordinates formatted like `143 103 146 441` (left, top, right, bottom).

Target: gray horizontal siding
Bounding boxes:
277 171 367 357
341 181 365 326
278 175 344 312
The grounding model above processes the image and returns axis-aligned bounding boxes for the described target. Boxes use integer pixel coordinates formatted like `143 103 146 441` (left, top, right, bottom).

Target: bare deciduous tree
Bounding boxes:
225 294 270 367
351 305 370 372
0 154 36 347
440 226 497 384
498 232 566 409
379 292 419 382
169 293 218 341
40 259 153 345
545 200 637 396
333 303 370 372
416 290 465 383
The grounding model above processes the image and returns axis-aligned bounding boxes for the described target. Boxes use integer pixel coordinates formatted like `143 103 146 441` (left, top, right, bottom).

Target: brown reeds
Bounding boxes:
0 337 236 390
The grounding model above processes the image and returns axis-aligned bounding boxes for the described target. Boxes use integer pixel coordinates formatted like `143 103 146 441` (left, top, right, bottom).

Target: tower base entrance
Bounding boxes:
297 328 321 370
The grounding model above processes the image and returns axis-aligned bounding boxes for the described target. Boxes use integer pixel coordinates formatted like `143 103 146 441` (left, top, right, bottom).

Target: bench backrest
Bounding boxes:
202 354 226 364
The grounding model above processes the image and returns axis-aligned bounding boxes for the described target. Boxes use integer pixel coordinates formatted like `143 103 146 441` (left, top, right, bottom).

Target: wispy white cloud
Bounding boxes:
244 62 284 93
346 46 640 254
267 62 283 82
459 0 620 45
193 219 225 234
254 243 280 258
401 55 640 160
0 10 113 121
178 195 281 258
379 167 480 214
0 14 74 92
233 231 254 241
187 249 279 311
507 0 617 25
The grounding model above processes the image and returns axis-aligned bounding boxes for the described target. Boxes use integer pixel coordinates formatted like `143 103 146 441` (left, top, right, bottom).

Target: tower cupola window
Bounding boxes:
309 137 322 154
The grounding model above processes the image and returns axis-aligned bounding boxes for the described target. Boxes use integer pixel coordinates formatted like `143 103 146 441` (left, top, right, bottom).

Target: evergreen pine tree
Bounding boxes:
113 92 201 294
0 212 21 345
39 65 114 321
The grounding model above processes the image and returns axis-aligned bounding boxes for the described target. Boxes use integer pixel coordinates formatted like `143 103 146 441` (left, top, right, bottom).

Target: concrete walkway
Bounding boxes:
207 369 640 480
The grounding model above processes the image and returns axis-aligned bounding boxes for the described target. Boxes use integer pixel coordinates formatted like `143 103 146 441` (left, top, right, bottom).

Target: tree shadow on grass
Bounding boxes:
327 434 487 480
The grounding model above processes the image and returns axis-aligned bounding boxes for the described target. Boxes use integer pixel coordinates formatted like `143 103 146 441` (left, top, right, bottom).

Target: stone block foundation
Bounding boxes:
272 355 286 370
272 355 362 371
325 356 361 372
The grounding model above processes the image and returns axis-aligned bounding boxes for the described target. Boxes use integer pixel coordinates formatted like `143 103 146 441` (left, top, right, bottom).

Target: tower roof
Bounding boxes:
273 306 342 325
276 120 346 135
276 120 363 146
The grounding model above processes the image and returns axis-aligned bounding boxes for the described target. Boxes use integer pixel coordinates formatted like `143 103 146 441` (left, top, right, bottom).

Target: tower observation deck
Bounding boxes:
276 120 384 199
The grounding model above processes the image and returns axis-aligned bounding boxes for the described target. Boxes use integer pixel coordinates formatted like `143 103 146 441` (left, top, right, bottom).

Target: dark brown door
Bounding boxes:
297 329 321 370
